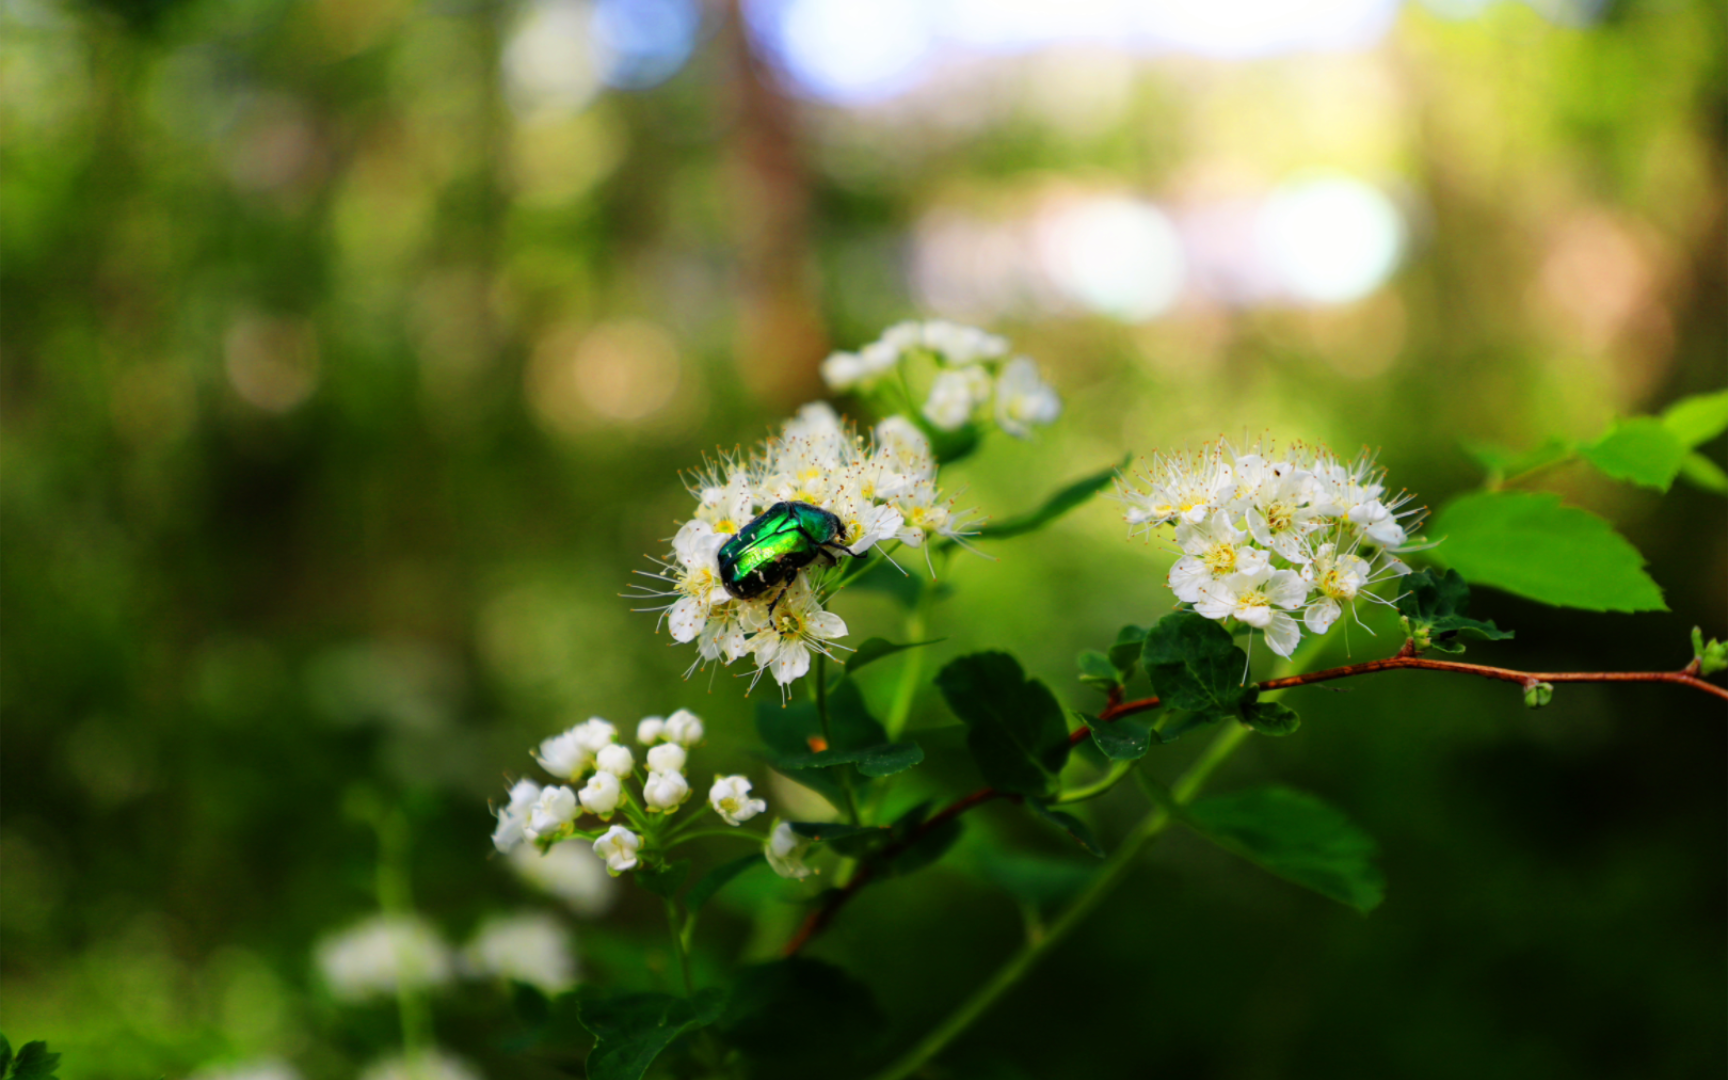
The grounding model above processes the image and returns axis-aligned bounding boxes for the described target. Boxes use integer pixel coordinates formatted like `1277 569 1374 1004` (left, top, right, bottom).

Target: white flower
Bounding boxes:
1239 455 1326 564
666 523 731 644
819 350 868 390
463 912 577 993
506 843 617 918
922 368 990 431
571 718 617 754
646 742 687 774
491 779 543 853
577 771 622 818
636 716 665 744
1118 446 1238 530
643 769 691 813
593 825 641 874
921 320 1009 365
663 708 704 746
534 731 591 782
316 915 454 1002
745 579 848 688
595 744 635 778
1167 511 1269 604
709 776 767 826
1301 540 1411 634
356 1050 483 1080
992 357 1061 438
873 416 936 484
1193 567 1310 657
890 477 971 548
526 785 579 841
764 820 813 880
828 478 904 556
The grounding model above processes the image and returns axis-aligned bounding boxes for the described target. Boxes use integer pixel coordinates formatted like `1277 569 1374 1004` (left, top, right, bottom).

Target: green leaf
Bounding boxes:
1660 388 1728 448
878 801 965 878
714 958 885 1059
1464 437 1574 478
972 849 1097 906
6 1042 59 1080
754 685 887 812
771 741 924 778
1581 417 1688 490
825 678 891 747
1025 799 1105 857
577 991 723 1080
1184 786 1385 914
971 456 1128 541
1394 568 1514 654
788 821 888 856
846 637 946 675
685 855 765 914
1079 711 1158 761
1107 625 1148 680
1153 709 1221 743
1677 451 1728 495
1 1035 12 1078
1241 701 1300 736
1431 491 1666 612
1077 650 1120 690
936 652 1073 796
1140 612 1256 719
1692 627 1728 677
635 859 690 900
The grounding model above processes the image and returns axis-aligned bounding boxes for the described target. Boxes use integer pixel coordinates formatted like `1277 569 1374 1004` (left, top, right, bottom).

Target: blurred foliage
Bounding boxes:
1 0 1724 1076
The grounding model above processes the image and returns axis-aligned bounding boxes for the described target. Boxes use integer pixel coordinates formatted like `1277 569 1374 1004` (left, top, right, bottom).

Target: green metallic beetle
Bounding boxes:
717 501 859 602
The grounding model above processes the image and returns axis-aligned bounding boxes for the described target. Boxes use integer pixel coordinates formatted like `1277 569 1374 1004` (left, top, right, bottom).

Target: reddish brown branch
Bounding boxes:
782 645 1725 955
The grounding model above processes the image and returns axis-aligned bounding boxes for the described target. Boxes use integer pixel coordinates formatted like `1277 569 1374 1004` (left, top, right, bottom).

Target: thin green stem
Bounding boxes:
883 583 935 743
815 653 862 825
1053 758 1137 805
373 808 432 1058
665 897 694 996
868 723 1248 1080
669 828 770 846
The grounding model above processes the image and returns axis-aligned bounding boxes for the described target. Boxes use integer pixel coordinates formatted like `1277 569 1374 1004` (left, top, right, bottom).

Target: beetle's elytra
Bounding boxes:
717 501 857 601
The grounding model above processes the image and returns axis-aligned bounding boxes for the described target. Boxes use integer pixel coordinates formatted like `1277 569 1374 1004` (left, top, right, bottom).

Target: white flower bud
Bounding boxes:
642 769 691 813
636 716 665 745
595 744 635 778
534 731 591 782
578 770 622 818
526 785 578 840
491 778 542 853
645 742 686 774
765 820 813 880
663 709 704 746
709 775 766 826
571 718 617 755
592 825 641 875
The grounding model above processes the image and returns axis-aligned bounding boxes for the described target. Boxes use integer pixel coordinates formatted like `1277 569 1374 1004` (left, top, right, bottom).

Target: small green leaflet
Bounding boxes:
1660 388 1728 448
937 651 1072 796
1581 417 1688 491
771 741 925 778
1395 568 1514 654
1183 786 1385 914
1431 491 1665 612
1025 799 1105 857
577 990 725 1080
1140 613 1256 719
969 456 1129 541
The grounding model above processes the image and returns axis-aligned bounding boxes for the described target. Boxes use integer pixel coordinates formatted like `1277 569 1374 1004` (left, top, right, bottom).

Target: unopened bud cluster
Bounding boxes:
1118 438 1424 656
492 708 768 876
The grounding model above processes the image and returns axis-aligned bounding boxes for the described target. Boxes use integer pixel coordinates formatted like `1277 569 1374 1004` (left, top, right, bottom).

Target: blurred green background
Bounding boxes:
3 0 1725 1076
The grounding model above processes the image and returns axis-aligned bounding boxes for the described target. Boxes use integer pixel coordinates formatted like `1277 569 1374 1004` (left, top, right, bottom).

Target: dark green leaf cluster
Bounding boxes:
1182 786 1386 914
1395 568 1514 654
756 679 920 812
0 1037 60 1080
1139 613 1303 738
936 651 1072 796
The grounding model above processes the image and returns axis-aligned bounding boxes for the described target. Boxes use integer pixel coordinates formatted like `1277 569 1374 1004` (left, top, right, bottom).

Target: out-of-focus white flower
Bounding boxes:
595 744 634 778
593 825 641 874
744 579 848 689
356 1050 483 1080
764 820 813 880
462 912 577 993
577 771 622 818
709 776 767 826
316 914 454 1002
992 357 1061 438
663 708 704 746
526 785 578 841
646 742 687 774
636 716 665 744
507 842 617 918
922 368 990 431
491 778 543 854
188 1059 303 1080
920 320 1009 365
643 769 691 813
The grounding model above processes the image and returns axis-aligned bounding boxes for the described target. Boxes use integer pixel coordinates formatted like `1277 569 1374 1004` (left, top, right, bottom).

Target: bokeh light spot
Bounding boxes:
1256 173 1404 304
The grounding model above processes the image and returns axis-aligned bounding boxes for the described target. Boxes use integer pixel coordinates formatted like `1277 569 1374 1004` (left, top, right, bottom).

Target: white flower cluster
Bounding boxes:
357 1051 484 1080
491 709 768 877
315 910 578 1003
638 403 975 689
821 320 1061 438
1118 439 1423 657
